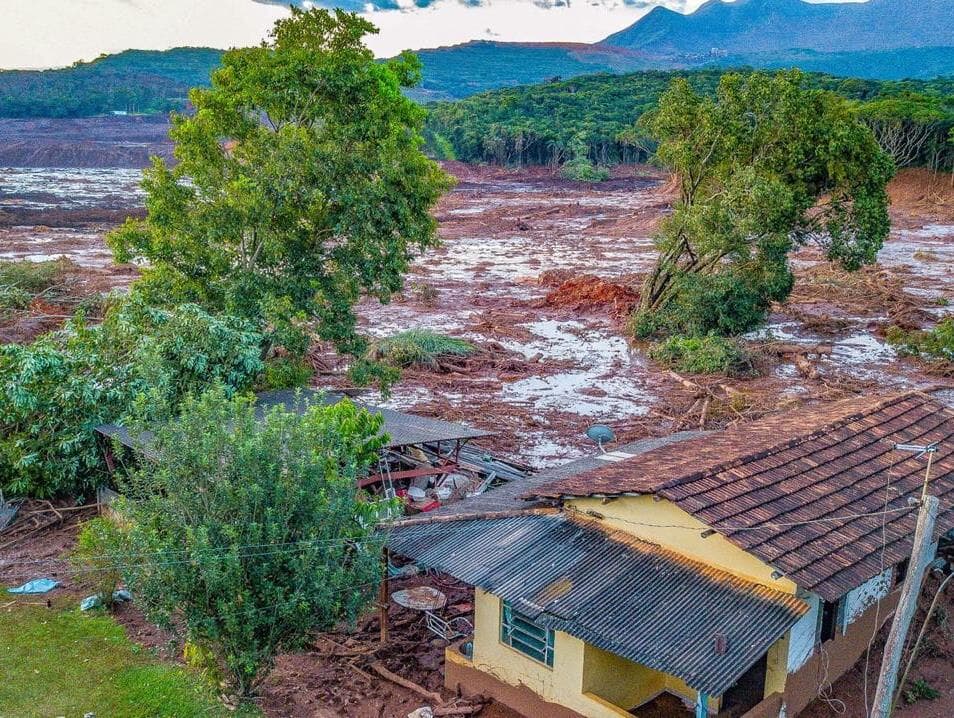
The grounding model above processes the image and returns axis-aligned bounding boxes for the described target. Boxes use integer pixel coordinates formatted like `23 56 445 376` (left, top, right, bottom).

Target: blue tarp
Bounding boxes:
7 578 60 594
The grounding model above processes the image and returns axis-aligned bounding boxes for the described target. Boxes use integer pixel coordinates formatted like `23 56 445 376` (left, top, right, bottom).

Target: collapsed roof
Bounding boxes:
97 388 491 454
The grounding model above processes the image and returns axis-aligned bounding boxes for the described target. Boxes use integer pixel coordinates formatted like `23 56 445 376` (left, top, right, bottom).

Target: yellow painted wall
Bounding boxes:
581 643 664 709
764 634 789 697
470 589 712 718
568 496 797 594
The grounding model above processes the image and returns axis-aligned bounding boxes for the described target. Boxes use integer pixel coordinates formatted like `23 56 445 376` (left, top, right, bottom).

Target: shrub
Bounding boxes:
115 387 388 697
0 297 264 498
257 356 313 391
71 517 125 609
649 334 755 376
560 158 610 183
886 318 954 368
366 330 475 370
904 678 941 704
0 258 71 294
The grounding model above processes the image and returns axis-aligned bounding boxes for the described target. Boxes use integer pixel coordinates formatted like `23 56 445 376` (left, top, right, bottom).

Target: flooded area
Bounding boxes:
1 159 951 466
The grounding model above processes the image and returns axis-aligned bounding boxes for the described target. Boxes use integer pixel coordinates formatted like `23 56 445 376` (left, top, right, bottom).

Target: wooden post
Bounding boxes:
871 494 939 718
379 547 390 645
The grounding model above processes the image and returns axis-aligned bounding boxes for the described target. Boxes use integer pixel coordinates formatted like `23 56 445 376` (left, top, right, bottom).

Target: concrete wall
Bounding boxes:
782 588 900 716
786 594 820 673
843 568 892 628
568 496 797 594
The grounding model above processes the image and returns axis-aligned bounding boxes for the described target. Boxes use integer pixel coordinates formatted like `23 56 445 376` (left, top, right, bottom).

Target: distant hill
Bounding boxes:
0 48 221 118
408 41 663 102
604 0 954 56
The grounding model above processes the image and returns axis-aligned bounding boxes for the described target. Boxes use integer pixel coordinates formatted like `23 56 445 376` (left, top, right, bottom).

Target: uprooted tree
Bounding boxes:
633 71 894 339
114 387 388 697
107 8 452 386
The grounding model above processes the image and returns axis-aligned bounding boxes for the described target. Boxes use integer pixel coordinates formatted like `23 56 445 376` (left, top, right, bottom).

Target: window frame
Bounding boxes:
500 600 555 667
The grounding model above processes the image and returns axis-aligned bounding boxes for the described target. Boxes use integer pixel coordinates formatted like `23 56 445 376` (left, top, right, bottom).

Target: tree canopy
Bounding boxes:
633 71 894 338
114 388 388 696
108 8 452 380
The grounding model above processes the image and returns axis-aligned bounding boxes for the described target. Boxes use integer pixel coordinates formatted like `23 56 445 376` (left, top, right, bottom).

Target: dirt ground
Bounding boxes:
2 144 954 716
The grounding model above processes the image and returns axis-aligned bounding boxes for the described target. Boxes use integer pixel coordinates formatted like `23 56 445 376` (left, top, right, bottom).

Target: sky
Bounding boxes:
0 0 865 70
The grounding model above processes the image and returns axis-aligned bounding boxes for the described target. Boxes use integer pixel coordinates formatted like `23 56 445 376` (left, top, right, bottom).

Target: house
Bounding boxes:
386 391 954 718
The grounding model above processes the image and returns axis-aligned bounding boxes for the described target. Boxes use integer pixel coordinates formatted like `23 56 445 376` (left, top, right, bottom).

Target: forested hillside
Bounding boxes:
0 48 221 117
424 69 954 170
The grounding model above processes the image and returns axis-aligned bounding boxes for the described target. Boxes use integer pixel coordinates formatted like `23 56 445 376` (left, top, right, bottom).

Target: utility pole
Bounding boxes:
871 442 940 718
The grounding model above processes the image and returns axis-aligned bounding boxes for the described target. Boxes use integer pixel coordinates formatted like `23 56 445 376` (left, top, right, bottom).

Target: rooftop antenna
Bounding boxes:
585 424 615 453
894 442 938 499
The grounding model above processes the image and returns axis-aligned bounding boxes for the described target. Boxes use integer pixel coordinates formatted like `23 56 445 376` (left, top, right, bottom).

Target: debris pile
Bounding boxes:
539 271 639 318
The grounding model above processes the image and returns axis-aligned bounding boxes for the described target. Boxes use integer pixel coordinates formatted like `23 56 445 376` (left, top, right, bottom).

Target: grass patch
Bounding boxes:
886 318 954 374
0 606 255 717
0 258 73 315
367 330 475 369
649 334 755 376
257 356 313 391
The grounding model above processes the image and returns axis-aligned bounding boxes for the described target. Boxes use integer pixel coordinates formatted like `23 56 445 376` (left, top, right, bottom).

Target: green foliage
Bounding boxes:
0 258 72 315
71 517 125 609
114 387 388 696
107 9 452 386
648 334 754 376
257 356 313 391
560 137 611 182
0 297 263 498
904 678 941 704
0 606 255 717
886 318 954 368
367 330 475 369
424 68 954 170
0 48 222 117
637 71 893 337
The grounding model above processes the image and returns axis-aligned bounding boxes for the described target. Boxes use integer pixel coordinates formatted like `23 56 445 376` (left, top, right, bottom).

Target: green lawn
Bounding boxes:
0 606 258 718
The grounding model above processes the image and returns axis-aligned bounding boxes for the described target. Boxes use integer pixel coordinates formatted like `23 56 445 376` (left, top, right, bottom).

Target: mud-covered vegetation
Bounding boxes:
887 318 954 375
367 330 475 370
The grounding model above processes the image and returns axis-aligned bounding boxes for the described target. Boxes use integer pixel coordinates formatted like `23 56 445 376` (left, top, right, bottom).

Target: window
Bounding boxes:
500 601 555 667
895 559 909 586
819 598 843 642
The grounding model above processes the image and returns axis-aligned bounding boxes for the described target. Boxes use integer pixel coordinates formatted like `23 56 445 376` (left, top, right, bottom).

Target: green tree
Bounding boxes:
107 8 452 381
634 71 893 337
114 388 388 697
0 298 263 497
855 92 948 168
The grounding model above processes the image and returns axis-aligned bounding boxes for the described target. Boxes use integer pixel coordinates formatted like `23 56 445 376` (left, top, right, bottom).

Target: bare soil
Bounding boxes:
1 146 953 716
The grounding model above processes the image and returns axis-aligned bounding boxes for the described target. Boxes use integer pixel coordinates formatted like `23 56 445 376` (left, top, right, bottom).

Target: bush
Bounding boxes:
366 330 475 369
560 158 610 183
632 267 791 339
257 356 313 391
649 334 755 376
886 318 954 369
71 517 125 610
0 297 264 498
0 258 71 294
904 678 941 704
115 387 388 697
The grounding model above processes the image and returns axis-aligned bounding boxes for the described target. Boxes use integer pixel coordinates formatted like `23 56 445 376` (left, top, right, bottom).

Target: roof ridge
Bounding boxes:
654 391 926 494
564 511 807 611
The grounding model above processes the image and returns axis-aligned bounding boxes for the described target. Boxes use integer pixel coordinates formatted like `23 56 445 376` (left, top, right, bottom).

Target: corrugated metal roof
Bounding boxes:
386 513 806 696
97 389 491 452
529 391 954 601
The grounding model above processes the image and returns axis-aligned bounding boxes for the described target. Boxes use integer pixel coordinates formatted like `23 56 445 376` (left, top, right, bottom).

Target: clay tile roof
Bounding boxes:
531 391 954 600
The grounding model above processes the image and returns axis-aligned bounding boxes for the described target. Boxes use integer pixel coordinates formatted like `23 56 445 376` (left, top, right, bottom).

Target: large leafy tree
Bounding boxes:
108 8 452 374
114 388 388 697
634 71 894 337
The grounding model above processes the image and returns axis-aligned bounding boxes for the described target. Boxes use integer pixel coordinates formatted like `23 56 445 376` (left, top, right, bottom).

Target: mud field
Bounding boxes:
2 160 954 466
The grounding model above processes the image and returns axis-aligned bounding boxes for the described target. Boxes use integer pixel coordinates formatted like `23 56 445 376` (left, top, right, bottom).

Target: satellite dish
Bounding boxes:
585 424 615 452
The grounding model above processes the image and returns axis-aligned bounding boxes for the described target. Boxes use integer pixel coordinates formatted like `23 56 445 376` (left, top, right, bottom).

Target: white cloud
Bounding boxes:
0 0 711 70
